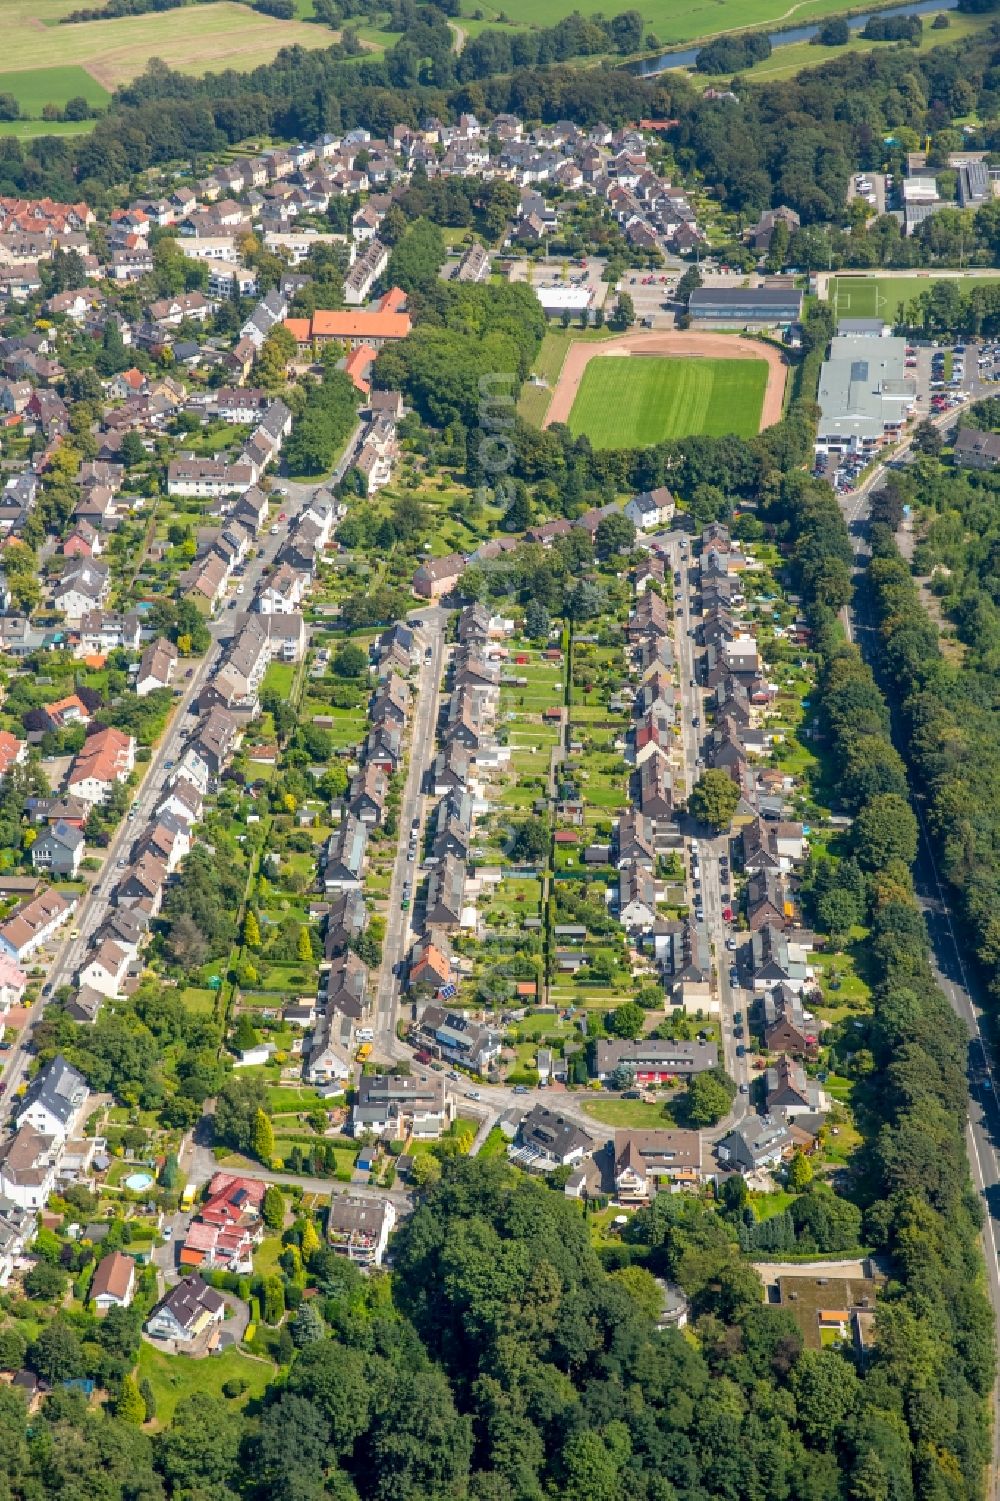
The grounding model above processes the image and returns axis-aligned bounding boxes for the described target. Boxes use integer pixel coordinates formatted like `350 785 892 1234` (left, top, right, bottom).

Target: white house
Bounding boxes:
78 940 130 999
624 487 674 531
0 1127 59 1211
17 1055 89 1142
90 1250 136 1312
0 955 27 1011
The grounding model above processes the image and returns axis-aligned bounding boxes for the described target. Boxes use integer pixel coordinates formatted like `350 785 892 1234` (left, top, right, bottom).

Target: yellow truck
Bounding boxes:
356 1043 373 1062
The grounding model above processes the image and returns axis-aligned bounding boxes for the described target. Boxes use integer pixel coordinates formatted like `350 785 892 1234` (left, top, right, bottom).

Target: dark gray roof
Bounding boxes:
18 1054 87 1128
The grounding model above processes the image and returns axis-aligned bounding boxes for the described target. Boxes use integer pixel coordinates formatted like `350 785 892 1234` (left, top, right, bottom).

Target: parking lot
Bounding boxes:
623 269 678 328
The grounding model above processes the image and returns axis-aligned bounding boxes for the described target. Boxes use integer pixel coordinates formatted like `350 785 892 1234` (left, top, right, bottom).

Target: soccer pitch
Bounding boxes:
830 275 1000 324
566 356 768 448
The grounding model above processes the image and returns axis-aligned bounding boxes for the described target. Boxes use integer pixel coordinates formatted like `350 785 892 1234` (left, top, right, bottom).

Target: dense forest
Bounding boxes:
0 1145 985 1501
864 447 1000 1012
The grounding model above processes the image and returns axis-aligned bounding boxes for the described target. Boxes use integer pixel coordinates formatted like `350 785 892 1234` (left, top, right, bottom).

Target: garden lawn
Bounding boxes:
137 1342 273 1424
582 1096 676 1127
179 987 216 1015
262 661 296 698
567 356 767 447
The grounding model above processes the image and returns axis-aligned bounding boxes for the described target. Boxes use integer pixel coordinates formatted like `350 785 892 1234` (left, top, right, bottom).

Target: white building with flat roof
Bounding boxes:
815 334 916 456
534 284 593 316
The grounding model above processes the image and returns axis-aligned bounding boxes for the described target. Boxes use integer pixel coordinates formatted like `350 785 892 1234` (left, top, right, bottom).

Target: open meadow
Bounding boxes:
0 0 339 124
566 354 768 447
459 0 888 46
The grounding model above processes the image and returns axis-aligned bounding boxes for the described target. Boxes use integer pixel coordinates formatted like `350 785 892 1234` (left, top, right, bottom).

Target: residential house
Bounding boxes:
0 888 74 962
0 1199 32 1286
305 1007 354 1087
179 1173 265 1273
322 815 368 891
351 1071 452 1138
511 1106 594 1170
614 1129 703 1201
593 1038 719 1083
424 855 467 931
53 559 109 623
77 939 130 999
17 1055 88 1141
0 955 27 1010
324 950 369 1021
408 938 453 993
327 1194 395 1268
413 554 465 600
638 758 674 823
716 1115 793 1173
145 1276 226 1345
762 984 817 1056
324 889 368 958
416 1004 500 1072
30 819 84 878
90 1251 136 1312
0 1127 59 1211
749 923 810 995
67 727 135 804
136 638 178 697
624 487 674 531
347 762 388 826
618 863 658 931
765 1055 829 1122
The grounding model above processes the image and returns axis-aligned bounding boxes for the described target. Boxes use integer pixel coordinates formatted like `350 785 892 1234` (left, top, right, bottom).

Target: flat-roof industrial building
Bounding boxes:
815 332 916 455
688 285 803 328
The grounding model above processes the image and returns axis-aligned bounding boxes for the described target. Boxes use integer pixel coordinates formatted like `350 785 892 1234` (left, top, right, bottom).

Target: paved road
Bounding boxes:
664 534 750 1125
841 426 1000 1501
372 603 449 1061
184 1135 414 1210
0 482 320 1121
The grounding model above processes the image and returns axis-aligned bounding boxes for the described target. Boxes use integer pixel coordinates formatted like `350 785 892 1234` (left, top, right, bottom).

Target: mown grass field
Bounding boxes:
462 0 881 44
830 274 1000 323
0 66 109 115
1 0 339 103
567 355 767 448
727 8 994 82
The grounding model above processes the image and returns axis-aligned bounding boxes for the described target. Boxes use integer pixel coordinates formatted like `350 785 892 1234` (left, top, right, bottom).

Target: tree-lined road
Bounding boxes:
840 441 1000 1500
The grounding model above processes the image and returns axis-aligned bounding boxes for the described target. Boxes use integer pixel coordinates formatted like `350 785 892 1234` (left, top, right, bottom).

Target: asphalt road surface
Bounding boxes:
372 603 449 1061
663 533 750 1124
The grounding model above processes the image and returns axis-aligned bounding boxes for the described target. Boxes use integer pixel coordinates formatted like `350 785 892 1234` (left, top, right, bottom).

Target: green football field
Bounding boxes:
830 275 1000 324
567 356 768 448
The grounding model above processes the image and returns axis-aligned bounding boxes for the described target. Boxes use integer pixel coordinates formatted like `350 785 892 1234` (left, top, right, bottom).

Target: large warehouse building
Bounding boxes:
688 285 803 328
815 332 916 456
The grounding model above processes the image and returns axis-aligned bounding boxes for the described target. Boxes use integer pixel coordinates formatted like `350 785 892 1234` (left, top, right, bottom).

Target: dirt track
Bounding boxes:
542 330 788 433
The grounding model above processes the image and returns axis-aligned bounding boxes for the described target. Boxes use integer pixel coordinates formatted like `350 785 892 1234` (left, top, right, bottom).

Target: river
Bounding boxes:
630 0 960 75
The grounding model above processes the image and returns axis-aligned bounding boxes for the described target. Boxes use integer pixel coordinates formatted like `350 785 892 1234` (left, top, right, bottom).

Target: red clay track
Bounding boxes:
542 330 789 432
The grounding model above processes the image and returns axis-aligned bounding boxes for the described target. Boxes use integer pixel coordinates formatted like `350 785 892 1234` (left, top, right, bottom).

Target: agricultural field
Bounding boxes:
830 273 1000 323
0 0 340 124
567 355 768 448
0 65 108 116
